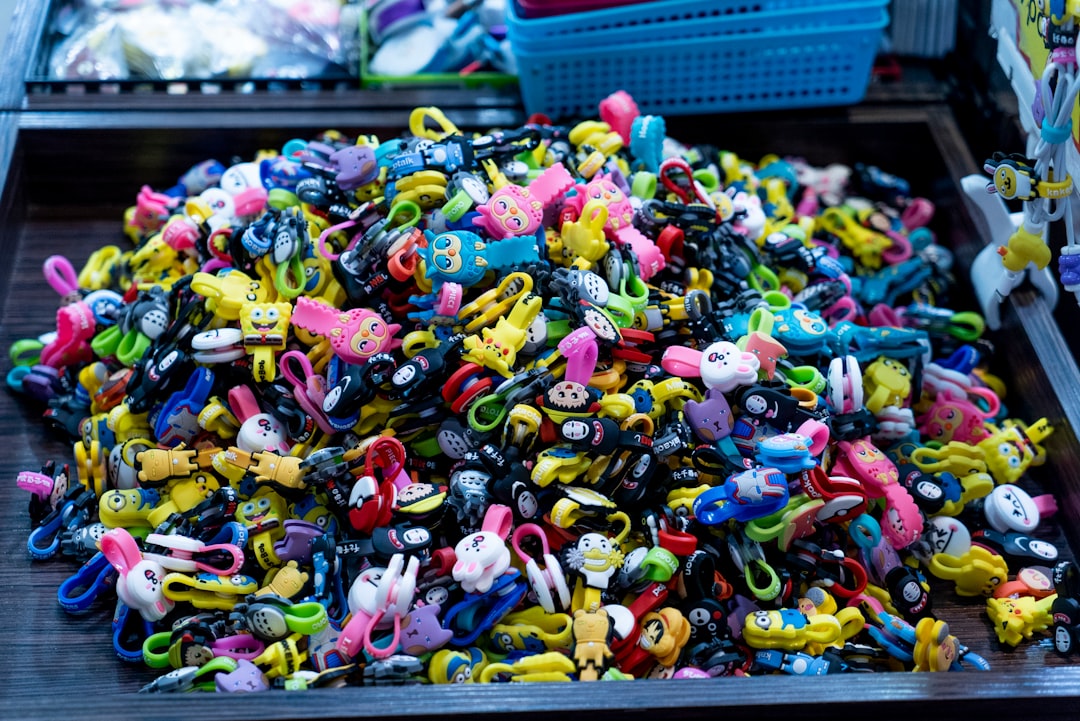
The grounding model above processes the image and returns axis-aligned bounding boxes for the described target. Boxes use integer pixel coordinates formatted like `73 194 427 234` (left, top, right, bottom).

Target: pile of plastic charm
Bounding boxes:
8 91 1075 692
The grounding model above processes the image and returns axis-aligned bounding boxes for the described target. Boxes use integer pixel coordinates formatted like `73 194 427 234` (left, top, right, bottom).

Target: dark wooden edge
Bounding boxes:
7 668 1080 721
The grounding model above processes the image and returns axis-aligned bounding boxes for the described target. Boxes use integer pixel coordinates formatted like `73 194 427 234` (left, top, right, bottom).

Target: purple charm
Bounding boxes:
400 603 453 655
215 659 269 693
273 520 324 564
331 146 378 191
683 387 734 442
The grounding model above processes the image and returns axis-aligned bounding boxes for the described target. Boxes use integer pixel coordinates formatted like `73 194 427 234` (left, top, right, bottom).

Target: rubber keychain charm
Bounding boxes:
474 162 574 239
290 295 401 366
512 523 572 613
661 340 760 393
240 301 292 383
453 504 514 594
228 385 291 453
100 527 175 622
337 553 420 660
565 173 668 280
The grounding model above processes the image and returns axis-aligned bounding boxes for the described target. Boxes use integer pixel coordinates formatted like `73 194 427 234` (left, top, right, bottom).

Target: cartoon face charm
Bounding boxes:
984 484 1040 533
475 184 543 239
772 308 828 355
236 493 288 533
581 176 633 232
421 230 489 288
401 604 453 655
916 391 989 444
863 356 912 414
699 341 760 392
542 380 599 416
923 516 971 558
237 413 289 454
429 648 486 684
684 387 734 442
241 302 292 348
453 531 511 594
565 533 624 590
100 527 175 622
725 467 789 507
291 296 400 366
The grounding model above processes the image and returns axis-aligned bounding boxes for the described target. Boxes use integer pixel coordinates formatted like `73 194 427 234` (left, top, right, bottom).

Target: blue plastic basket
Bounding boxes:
507 0 888 50
510 5 889 119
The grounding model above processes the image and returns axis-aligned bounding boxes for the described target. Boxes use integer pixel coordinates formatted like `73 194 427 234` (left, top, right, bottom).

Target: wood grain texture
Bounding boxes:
3 107 1080 718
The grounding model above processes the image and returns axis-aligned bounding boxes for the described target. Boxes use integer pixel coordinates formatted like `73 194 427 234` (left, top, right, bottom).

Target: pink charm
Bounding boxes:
475 184 544 239
916 390 997 445
567 174 665 279
452 504 513 594
337 554 419 660
40 301 96 369
474 163 573 240
100 527 175 622
833 438 922 549
291 296 401 365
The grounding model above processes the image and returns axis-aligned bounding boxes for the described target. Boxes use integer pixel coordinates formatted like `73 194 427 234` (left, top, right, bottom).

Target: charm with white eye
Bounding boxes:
199 188 237 229
122 560 174 622
985 484 1039 533
452 531 510 594
699 340 760 392
348 567 387 616
566 532 622 589
219 162 261 194
237 413 289 453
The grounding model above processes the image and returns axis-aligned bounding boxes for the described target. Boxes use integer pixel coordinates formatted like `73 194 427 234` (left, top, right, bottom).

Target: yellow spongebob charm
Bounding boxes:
241 301 292 382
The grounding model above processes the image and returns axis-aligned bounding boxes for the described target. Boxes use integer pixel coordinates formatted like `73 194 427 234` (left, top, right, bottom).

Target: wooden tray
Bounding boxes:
2 104 1080 720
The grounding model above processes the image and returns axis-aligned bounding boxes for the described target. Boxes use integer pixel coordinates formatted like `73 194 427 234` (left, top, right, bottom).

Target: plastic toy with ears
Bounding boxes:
915 389 998 445
336 553 420 660
986 594 1055 647
512 523 571 614
461 293 542 377
861 356 911 415
135 442 199 485
571 608 615 682
100 527 175 622
452 504 513 595
564 173 667 280
928 545 1009 597
911 617 993 672
474 162 574 240
290 295 401 366
189 270 273 321
833 437 923 550
560 200 610 267
228 385 291 454
661 340 760 393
